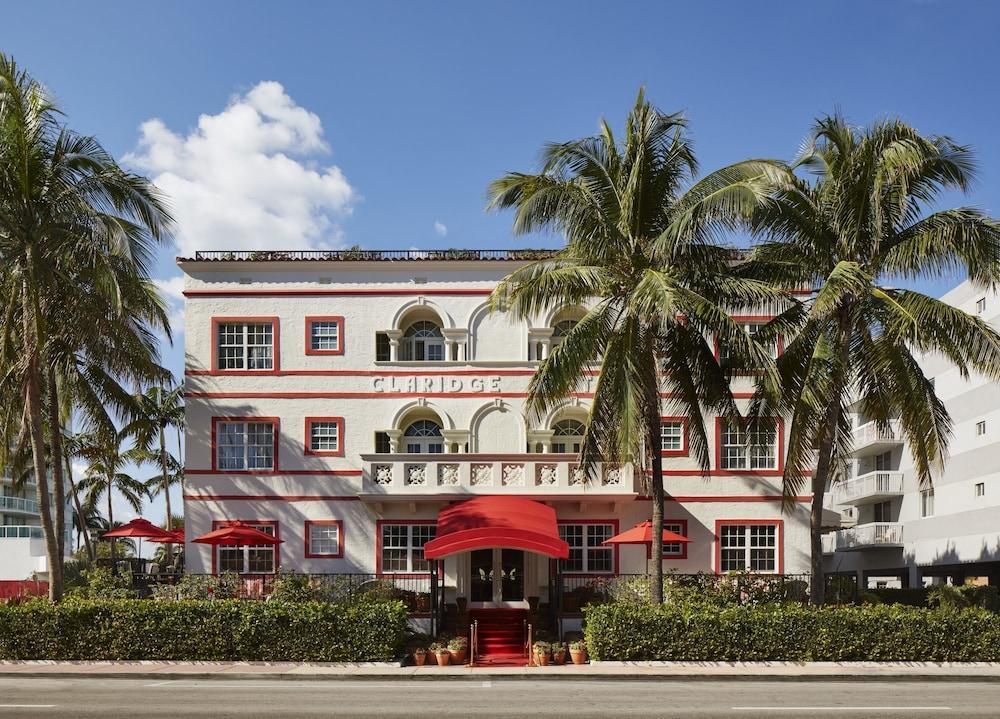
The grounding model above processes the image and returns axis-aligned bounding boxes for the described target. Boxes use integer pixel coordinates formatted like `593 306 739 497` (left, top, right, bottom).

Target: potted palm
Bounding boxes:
448 636 469 665
412 647 427 666
569 640 587 665
533 641 551 666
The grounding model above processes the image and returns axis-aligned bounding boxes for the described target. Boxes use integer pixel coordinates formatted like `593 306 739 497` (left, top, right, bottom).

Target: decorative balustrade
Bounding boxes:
832 471 904 505
360 454 637 495
831 522 904 551
850 420 903 455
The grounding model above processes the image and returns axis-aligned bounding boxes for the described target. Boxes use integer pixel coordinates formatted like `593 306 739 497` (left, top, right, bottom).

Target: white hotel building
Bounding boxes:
179 249 810 624
825 279 1000 589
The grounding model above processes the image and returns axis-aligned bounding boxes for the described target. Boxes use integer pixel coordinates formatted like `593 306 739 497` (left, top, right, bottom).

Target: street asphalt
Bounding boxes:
0 677 996 718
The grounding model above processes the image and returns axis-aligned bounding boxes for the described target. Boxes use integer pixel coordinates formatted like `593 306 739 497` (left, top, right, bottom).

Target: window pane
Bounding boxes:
217 323 245 370
246 422 274 469
309 524 340 555
217 421 246 470
310 321 340 351
661 422 684 452
663 522 684 556
310 421 340 452
218 547 242 573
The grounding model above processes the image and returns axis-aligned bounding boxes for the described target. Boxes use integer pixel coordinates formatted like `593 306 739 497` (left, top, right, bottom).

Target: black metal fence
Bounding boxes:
189 249 559 262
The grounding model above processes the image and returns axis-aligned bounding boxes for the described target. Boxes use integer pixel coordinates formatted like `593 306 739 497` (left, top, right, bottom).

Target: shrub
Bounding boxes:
150 572 242 601
68 567 137 600
584 602 1000 661
0 598 407 661
873 585 999 612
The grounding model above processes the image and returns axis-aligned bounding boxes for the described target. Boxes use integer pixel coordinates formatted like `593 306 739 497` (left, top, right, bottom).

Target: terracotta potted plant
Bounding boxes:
434 645 451 666
448 636 468 665
426 642 440 665
533 641 551 666
550 641 566 665
569 640 587 665
412 647 427 666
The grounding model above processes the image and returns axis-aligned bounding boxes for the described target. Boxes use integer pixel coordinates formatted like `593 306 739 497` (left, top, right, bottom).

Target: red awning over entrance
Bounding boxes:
423 496 569 560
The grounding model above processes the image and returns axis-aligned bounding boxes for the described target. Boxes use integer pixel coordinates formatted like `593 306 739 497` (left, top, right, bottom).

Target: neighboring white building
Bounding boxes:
825 279 1000 589
178 249 811 619
0 472 69 583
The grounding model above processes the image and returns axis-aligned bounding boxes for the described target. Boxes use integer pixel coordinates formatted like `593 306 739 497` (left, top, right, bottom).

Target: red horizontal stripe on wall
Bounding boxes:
184 494 362 501
185 469 363 476
184 288 495 298
185 368 602 377
637 494 811 502
183 391 757 400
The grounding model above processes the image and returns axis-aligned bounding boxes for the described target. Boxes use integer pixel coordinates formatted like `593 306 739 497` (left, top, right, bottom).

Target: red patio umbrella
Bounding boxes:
147 528 185 543
602 520 691 546
102 518 177 566
193 521 283 547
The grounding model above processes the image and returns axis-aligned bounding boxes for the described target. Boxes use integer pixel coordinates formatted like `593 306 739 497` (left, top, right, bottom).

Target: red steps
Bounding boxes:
470 609 528 660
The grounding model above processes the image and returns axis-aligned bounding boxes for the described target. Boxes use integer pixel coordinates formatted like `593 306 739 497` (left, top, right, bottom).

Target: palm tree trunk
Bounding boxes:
64 451 93 562
45 366 66 566
647 407 665 604
21 288 62 602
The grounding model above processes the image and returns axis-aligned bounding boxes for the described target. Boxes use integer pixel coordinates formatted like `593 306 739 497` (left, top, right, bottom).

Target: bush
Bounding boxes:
873 585 999 612
68 567 137 600
0 598 407 661
584 602 1000 661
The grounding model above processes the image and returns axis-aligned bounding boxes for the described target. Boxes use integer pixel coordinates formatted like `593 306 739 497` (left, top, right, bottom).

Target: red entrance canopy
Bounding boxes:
101 518 176 541
193 521 283 547
147 528 185 544
423 496 569 560
602 520 691 546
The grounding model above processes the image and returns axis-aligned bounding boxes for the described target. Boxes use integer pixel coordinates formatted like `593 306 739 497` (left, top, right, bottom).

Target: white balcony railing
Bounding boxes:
0 496 39 515
850 420 903 456
0 525 44 539
831 522 904 551
832 471 904 506
360 454 637 496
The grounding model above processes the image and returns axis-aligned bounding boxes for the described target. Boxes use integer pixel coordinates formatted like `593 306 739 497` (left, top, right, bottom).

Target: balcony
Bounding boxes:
359 454 637 499
849 420 903 457
832 471 904 506
829 522 904 552
0 496 39 515
0 525 44 539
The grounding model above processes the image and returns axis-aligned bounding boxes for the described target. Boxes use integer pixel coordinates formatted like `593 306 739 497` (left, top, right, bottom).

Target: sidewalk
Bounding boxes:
2 660 1000 681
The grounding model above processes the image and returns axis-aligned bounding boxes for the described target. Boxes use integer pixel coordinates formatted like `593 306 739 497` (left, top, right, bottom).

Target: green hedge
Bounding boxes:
584 602 1000 661
872 585 999 611
0 598 408 661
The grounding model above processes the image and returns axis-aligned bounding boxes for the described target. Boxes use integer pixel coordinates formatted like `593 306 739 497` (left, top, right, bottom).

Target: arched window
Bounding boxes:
403 420 444 454
401 321 445 362
551 319 578 347
552 419 586 454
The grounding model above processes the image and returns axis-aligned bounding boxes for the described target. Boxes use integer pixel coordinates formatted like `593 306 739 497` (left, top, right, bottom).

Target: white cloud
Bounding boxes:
154 275 185 335
125 81 355 257
434 221 448 237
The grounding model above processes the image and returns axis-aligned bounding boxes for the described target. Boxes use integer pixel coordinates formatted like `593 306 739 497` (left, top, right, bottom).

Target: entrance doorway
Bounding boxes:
469 548 525 607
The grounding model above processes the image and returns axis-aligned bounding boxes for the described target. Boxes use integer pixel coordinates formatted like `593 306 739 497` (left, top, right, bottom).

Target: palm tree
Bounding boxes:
76 429 150 559
128 385 184 532
0 55 172 599
743 115 1000 603
487 90 786 602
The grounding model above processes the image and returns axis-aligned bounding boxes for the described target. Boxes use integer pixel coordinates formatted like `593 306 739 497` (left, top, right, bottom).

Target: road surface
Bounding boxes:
0 677 994 718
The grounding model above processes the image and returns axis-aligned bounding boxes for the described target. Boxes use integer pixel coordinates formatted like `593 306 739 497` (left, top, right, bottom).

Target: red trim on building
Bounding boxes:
304 520 344 558
185 288 495 298
209 519 280 575
185 368 603 377
374 519 438 578
186 469 361 477
713 416 785 476
184 494 361 501
210 316 280 375
303 416 346 457
659 416 689 458
210 416 280 473
304 316 345 356
185 390 758 400
555 519 620 577
714 518 784 575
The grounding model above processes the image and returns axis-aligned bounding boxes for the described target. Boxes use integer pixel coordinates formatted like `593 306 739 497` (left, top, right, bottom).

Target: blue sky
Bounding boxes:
3 0 998 528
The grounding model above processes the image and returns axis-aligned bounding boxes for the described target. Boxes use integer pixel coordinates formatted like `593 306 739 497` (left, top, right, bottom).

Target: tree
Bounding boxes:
0 55 172 600
76 429 150 559
487 90 785 601
743 114 1000 603
129 384 184 531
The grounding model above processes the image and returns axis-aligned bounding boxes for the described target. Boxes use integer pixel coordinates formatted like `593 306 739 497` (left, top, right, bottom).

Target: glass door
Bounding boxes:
469 548 526 607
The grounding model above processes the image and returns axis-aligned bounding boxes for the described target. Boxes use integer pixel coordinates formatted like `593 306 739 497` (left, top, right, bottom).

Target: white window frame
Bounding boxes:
552 419 586 454
216 420 275 471
719 322 778 366
217 523 276 574
719 420 779 471
306 522 342 557
403 420 444 454
216 321 274 370
719 523 779 573
660 421 685 454
558 523 615 574
309 320 341 352
401 321 445 362
380 524 436 574
308 420 341 453
662 520 686 558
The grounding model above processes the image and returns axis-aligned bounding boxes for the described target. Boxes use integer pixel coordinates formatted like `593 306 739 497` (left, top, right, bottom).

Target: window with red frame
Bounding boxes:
662 520 688 558
306 317 344 354
660 420 686 455
719 419 779 471
380 524 436 573
306 418 343 455
305 521 343 558
217 522 277 573
216 420 276 470
558 523 615 574
719 523 778 573
216 321 275 370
